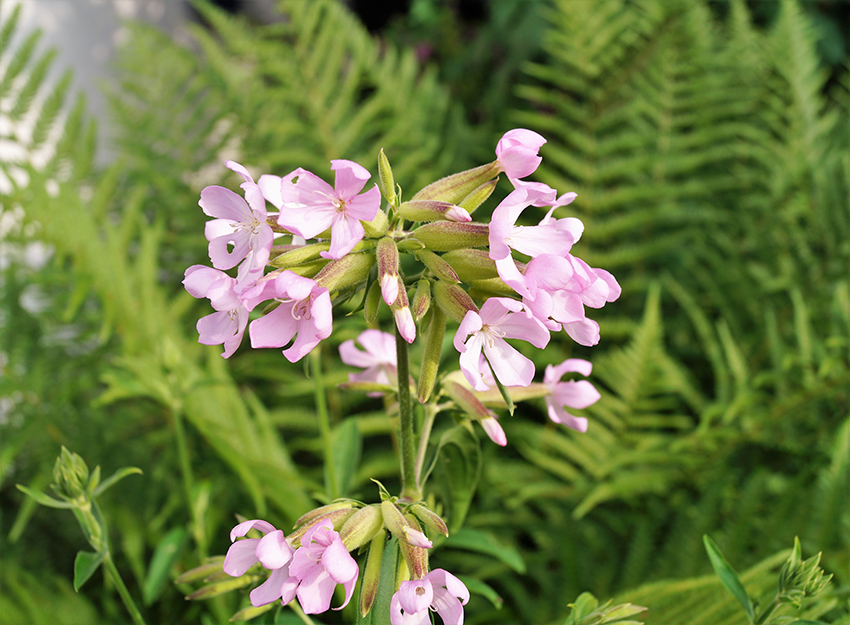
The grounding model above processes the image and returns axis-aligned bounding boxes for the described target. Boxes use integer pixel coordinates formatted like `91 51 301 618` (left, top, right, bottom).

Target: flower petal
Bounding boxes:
256 530 294 570
249 566 290 607
223 538 260 577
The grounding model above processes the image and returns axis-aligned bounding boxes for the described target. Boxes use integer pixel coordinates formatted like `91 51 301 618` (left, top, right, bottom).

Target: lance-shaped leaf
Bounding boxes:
92 466 143 497
704 534 754 622
143 527 188 604
16 484 74 508
431 425 482 533
73 550 105 591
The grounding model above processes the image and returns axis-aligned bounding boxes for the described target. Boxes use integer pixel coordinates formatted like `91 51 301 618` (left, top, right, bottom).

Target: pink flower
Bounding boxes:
223 519 297 607
200 161 274 283
242 271 333 363
480 415 507 446
488 183 581 297
277 160 381 259
183 265 250 358
495 129 546 181
453 297 550 391
390 569 469 625
287 518 359 614
544 359 601 432
339 329 397 390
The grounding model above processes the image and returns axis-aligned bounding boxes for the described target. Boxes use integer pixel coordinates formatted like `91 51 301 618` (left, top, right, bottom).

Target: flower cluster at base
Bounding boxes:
183 130 619 390
221 496 468 624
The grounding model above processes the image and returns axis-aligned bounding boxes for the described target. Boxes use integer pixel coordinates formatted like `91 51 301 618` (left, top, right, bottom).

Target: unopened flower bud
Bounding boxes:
364 280 381 323
412 279 431 321
378 148 397 207
432 281 479 324
294 501 360 530
398 514 430 579
412 222 489 252
377 237 400 305
444 380 497 422
391 280 416 343
397 237 426 253
363 209 389 238
416 250 460 284
412 162 500 204
314 252 375 293
408 503 449 537
339 504 384 551
52 447 90 500
399 200 471 223
458 178 498 214
442 248 499 282
468 277 517 297
418 307 446 403
381 500 431 548
359 529 387 617
270 241 333 269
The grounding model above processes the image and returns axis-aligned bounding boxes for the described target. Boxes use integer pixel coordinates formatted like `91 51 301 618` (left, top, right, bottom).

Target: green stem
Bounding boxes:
289 600 318 625
396 327 419 500
311 349 339 500
102 553 148 625
172 408 206 557
754 597 782 625
414 404 437 490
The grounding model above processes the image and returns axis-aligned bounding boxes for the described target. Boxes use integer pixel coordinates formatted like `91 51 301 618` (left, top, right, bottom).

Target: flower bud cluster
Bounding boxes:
220 494 461 623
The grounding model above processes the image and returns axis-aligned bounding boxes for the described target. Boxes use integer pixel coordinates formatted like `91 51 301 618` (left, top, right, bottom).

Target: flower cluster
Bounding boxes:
186 129 619 624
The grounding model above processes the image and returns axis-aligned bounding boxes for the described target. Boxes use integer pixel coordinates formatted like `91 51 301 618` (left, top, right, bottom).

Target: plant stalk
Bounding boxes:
311 349 339 499
396 327 419 500
102 552 148 625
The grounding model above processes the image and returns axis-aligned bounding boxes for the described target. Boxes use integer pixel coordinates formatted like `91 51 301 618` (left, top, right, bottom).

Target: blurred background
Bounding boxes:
2 1 849 624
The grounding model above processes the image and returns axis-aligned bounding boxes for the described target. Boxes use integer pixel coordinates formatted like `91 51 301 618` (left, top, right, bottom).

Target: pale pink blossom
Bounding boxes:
183 265 250 358
339 329 397 391
480 415 507 446
453 298 550 391
200 161 274 283
495 129 546 181
544 359 601 432
488 183 580 297
390 569 469 625
287 518 358 614
241 271 333 363
223 519 297 607
277 160 381 259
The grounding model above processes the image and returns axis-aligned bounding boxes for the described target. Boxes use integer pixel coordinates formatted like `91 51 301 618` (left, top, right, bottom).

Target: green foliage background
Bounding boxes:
1 0 848 623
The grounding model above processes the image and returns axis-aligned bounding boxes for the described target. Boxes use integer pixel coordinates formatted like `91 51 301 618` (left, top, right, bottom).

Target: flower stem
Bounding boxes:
414 404 437 490
396 327 419 500
311 349 339 500
102 552 148 625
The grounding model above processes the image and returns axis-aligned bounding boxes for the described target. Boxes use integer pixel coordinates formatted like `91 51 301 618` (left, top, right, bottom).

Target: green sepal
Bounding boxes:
484 354 514 416
174 557 226 585
412 221 489 252
411 162 500 204
358 528 387 617
412 279 431 321
186 574 259 600
229 603 276 622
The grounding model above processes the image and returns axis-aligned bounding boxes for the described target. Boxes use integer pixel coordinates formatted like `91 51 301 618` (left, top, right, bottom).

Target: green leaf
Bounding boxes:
92 466 142 497
431 425 482 533
325 419 362 498
73 550 104 591
442 527 526 573
485 354 514 415
16 484 73 508
457 575 503 609
356 537 399 625
703 535 754 622
143 527 188 605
